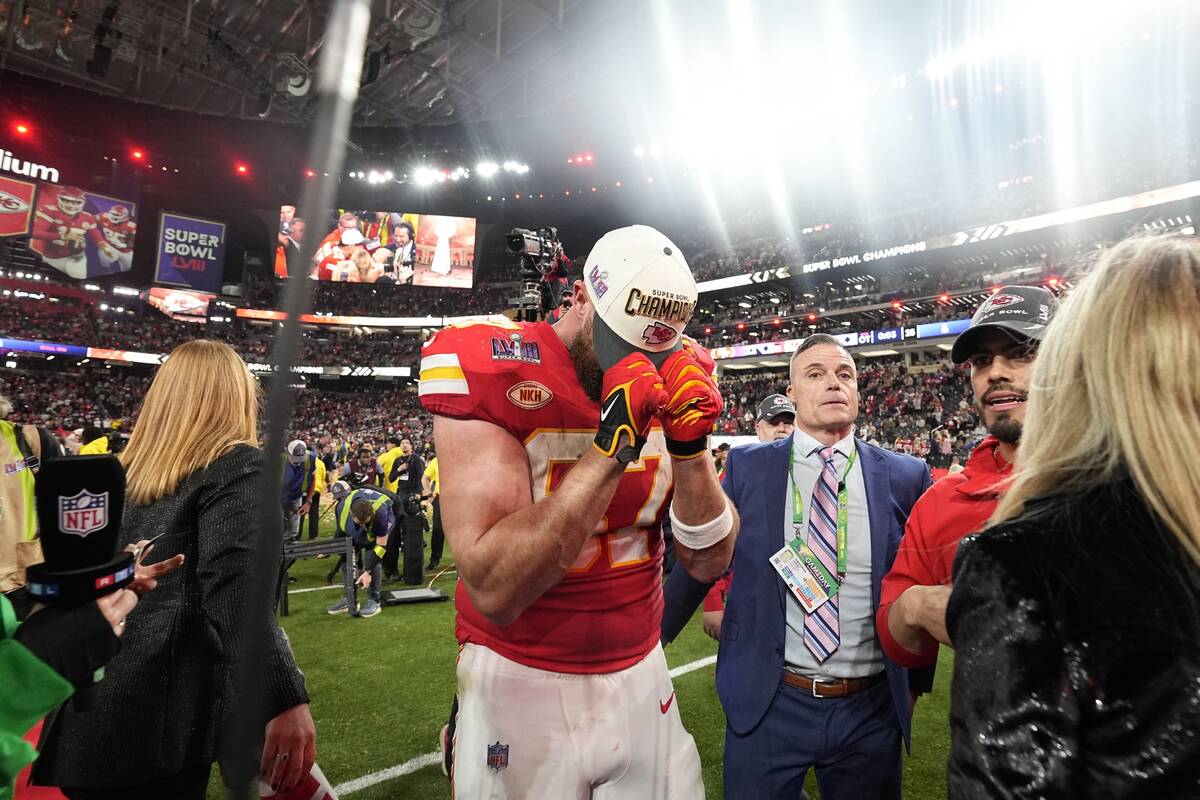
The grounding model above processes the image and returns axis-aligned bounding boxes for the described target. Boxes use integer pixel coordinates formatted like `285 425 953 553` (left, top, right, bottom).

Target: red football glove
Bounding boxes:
593 352 668 463
659 339 724 459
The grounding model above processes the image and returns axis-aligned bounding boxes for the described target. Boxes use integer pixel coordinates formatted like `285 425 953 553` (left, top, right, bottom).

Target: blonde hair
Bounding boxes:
990 235 1200 563
121 340 260 505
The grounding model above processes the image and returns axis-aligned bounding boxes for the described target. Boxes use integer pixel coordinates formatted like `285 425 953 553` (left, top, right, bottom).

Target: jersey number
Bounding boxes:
526 430 672 573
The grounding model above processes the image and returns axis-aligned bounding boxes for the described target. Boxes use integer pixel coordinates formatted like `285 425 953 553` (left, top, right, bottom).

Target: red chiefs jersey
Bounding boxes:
31 205 97 260
96 217 136 253
419 318 673 674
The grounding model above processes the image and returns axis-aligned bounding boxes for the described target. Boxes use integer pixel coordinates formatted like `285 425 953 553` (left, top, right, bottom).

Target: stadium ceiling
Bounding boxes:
0 0 624 126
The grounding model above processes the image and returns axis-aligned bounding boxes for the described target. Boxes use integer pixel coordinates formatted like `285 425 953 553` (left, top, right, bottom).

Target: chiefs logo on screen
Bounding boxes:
0 177 36 237
984 293 1023 310
0 189 29 214
507 381 554 410
641 322 677 346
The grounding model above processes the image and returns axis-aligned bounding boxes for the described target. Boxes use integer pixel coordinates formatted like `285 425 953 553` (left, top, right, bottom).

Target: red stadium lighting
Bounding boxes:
772 318 782 326
130 149 145 162
14 122 30 136
891 300 903 310
584 154 593 162
1047 276 1060 287
735 322 746 331
938 293 950 304
704 326 713 335
807 313 817 322
304 168 316 178
990 286 1000 294
235 163 249 175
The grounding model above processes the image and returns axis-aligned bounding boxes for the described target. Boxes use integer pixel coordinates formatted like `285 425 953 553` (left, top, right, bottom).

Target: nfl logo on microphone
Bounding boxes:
59 490 109 537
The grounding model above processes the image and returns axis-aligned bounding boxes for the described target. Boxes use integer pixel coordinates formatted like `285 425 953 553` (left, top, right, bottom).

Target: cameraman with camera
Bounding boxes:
378 437 424 584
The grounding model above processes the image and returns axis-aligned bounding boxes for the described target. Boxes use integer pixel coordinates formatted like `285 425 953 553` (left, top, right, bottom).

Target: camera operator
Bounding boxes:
422 450 443 571
377 437 423 582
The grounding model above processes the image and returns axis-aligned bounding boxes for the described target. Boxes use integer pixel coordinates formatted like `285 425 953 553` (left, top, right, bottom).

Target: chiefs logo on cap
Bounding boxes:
985 293 1023 309
641 322 677 346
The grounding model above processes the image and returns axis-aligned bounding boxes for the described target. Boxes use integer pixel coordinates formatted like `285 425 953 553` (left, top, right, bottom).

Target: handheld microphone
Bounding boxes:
25 455 133 608
23 455 133 709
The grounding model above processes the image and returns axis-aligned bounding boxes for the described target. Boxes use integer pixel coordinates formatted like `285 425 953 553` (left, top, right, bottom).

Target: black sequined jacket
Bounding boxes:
32 445 309 787
946 476 1200 799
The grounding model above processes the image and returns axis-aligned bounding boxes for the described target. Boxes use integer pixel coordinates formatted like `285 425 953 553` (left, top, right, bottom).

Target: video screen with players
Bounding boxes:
273 205 476 288
0 175 138 280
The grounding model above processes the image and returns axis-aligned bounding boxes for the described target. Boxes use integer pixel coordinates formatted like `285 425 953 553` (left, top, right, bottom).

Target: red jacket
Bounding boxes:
876 436 1012 668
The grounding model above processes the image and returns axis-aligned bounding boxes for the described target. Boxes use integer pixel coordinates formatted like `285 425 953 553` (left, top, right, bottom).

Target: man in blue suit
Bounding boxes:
705 334 933 799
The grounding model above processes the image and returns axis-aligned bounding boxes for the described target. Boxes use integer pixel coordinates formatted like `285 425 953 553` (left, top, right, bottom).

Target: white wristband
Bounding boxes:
669 501 734 551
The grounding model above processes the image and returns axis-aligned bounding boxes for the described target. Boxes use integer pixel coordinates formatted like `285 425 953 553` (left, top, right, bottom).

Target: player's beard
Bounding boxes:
569 323 604 403
987 415 1022 444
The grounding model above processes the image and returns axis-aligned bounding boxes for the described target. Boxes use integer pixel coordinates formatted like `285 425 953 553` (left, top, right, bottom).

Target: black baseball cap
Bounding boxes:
756 394 796 422
951 285 1058 364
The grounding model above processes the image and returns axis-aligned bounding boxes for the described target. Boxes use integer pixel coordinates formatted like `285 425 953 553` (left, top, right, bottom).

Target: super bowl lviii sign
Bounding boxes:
155 211 227 293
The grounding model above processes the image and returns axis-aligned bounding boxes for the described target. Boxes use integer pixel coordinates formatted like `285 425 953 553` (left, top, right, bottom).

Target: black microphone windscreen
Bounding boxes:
35 455 126 571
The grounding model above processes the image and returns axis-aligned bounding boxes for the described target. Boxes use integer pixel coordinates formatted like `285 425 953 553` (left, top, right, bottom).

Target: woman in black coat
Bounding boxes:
946 235 1200 798
33 340 316 799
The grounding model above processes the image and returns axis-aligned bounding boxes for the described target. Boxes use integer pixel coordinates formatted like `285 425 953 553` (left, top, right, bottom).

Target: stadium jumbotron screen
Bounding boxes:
273 205 476 288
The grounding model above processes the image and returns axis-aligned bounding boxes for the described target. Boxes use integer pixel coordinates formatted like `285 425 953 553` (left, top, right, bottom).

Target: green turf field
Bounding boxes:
216 513 954 799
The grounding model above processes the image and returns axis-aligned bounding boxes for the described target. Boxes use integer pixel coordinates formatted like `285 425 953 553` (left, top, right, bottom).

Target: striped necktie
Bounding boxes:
803 445 841 662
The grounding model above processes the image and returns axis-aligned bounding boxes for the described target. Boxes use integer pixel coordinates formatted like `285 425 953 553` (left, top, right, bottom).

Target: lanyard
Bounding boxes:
789 443 858 575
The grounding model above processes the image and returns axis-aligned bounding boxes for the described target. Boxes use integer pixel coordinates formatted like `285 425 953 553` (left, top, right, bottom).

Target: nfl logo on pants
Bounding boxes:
487 741 509 772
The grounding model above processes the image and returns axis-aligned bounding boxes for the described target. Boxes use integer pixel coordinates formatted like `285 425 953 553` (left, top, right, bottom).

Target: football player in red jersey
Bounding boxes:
95 205 136 274
30 185 97 279
421 225 737 799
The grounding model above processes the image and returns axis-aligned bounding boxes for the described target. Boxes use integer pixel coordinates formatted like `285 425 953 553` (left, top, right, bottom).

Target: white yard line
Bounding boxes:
334 654 719 796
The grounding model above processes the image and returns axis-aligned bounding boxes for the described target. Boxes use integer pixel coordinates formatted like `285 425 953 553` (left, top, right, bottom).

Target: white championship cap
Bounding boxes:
582 225 697 371
287 439 308 464
340 229 365 246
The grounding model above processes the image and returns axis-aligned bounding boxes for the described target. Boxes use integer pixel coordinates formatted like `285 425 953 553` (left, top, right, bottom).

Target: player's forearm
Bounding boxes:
462 449 625 625
887 586 939 657
670 455 738 583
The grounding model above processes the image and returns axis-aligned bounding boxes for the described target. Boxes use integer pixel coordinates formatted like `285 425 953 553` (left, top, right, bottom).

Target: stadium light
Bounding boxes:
938 293 950 304
1047 276 1060 287
304 168 316 178
14 122 30 136
130 148 145 162
891 300 903 310
807 313 817 321
476 161 499 178
633 145 646 157
736 322 746 331
413 166 439 187
235 163 249 175
384 170 394 180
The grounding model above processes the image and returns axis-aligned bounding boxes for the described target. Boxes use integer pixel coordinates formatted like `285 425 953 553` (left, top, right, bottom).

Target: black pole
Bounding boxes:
222 2 371 796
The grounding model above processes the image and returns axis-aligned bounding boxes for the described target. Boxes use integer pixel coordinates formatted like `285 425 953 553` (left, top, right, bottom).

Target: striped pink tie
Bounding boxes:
803 446 841 662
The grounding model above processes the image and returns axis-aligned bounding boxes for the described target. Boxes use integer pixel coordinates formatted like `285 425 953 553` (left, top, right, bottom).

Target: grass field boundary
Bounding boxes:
333 653 720 796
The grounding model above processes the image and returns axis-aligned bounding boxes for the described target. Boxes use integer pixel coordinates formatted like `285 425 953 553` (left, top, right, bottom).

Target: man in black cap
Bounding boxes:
877 285 1057 671
755 394 796 442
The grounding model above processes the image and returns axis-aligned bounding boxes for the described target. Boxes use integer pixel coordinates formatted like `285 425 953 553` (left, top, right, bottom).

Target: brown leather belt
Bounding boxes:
783 671 886 699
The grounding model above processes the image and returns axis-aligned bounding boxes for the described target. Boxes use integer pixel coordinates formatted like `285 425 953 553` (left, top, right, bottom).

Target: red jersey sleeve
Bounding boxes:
876 493 942 668
417 319 527 438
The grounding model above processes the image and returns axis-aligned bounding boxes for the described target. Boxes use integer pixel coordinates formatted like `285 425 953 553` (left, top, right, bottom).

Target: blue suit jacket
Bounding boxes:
713 436 933 747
